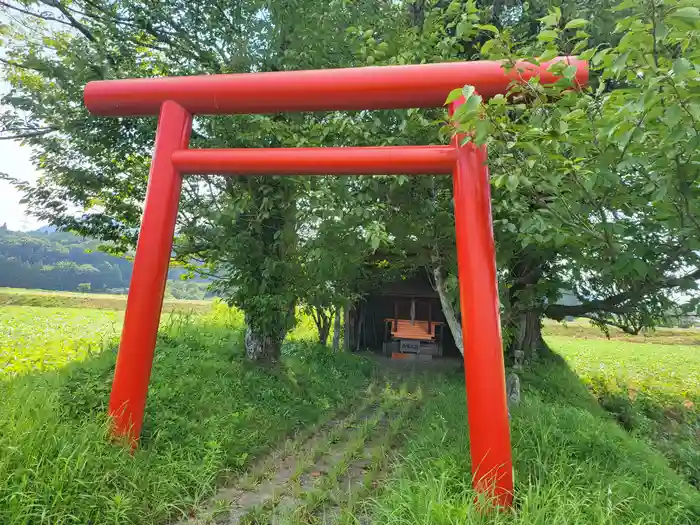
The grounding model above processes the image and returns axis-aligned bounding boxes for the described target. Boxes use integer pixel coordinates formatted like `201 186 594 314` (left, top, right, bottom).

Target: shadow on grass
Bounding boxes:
367 347 700 525
0 312 374 525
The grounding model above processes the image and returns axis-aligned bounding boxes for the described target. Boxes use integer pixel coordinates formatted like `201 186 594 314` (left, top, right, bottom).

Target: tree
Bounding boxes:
451 0 700 362
0 0 400 362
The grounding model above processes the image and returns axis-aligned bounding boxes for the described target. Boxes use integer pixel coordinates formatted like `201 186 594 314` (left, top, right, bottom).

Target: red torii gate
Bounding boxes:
84 58 587 506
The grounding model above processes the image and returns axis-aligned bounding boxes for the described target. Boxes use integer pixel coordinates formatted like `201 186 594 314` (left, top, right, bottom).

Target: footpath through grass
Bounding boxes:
0 305 373 524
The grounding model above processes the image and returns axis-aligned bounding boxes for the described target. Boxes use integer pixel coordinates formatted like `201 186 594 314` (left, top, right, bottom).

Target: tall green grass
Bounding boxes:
550 336 700 489
3 301 700 524
367 358 700 524
0 306 373 524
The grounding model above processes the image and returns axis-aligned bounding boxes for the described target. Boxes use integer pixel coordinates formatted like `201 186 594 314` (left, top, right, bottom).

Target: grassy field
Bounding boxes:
543 318 700 345
0 303 376 524
0 287 212 312
1 298 699 524
0 306 123 377
549 336 700 490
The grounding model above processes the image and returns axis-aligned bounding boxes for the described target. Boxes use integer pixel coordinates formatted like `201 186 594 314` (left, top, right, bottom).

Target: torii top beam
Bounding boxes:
84 58 587 117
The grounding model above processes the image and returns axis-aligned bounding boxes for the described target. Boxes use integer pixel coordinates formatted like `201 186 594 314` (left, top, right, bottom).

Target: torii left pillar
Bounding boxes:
108 101 192 443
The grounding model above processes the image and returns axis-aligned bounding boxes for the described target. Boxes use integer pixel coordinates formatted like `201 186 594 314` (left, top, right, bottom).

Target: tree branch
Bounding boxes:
0 0 74 26
0 56 45 72
37 0 97 42
578 314 641 335
0 128 56 140
546 267 700 321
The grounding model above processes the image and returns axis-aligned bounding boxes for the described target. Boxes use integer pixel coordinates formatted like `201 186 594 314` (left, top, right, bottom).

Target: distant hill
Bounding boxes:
0 224 211 300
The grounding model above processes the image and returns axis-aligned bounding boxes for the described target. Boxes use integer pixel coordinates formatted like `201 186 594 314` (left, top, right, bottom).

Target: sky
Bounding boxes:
0 13 42 231
0 130 42 232
0 79 42 231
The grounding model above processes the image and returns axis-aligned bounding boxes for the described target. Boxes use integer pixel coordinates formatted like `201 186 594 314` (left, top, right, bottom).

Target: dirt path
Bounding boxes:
176 381 422 525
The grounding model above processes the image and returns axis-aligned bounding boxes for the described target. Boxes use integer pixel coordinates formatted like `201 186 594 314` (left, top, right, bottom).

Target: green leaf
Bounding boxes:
563 64 578 79
521 142 541 156
465 92 483 113
444 88 463 105
478 24 499 34
537 30 559 43
611 51 630 74
462 85 476 100
632 259 647 278
480 39 496 56
664 104 683 127
592 48 610 66
456 21 472 39
563 108 585 121
669 7 700 26
507 174 520 191
564 19 587 30
474 119 489 145
539 8 561 28
582 172 597 192
673 58 691 78
538 48 559 62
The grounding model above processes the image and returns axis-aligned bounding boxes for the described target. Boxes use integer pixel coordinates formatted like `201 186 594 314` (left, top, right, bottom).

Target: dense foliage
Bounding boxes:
452 0 700 361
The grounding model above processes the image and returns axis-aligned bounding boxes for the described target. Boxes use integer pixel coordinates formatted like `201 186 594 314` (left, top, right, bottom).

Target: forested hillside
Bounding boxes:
0 224 210 298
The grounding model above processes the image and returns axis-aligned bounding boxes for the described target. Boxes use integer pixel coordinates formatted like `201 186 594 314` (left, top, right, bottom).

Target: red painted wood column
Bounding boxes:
450 99 513 506
108 101 192 444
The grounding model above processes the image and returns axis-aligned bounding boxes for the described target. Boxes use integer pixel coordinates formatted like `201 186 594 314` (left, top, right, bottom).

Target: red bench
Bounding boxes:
384 319 443 341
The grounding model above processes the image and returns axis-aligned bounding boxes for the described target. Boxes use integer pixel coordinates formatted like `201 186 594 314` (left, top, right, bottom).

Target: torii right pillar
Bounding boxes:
451 99 513 507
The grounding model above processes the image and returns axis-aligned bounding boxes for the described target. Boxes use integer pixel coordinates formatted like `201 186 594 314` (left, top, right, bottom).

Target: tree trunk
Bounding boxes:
318 316 331 346
507 310 543 369
431 262 464 356
332 304 341 352
504 248 549 366
244 326 283 363
343 300 356 352
243 303 293 363
310 306 332 346
356 306 364 352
